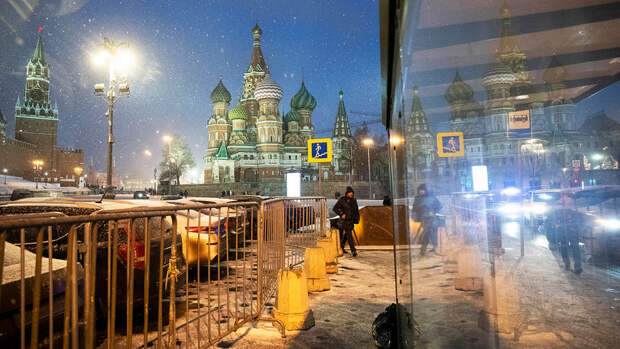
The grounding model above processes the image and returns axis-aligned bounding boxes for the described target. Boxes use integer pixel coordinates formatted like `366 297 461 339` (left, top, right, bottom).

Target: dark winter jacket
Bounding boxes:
549 207 584 241
412 193 442 222
333 196 360 230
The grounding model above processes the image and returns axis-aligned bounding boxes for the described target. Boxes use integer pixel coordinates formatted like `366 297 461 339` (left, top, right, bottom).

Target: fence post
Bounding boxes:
281 200 286 270
257 203 264 316
168 215 178 347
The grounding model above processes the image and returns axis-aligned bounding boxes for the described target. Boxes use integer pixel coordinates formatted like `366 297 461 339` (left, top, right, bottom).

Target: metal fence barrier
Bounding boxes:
0 197 328 348
257 197 328 309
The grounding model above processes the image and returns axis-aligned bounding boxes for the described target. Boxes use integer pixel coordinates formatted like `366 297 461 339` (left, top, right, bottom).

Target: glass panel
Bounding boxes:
390 1 620 347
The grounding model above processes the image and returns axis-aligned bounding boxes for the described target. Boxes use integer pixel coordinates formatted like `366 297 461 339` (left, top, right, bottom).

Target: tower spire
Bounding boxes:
333 90 352 138
32 28 46 64
409 86 430 133
248 23 268 73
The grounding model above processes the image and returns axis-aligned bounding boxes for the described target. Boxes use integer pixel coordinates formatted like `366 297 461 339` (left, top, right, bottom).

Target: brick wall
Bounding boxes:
0 135 83 181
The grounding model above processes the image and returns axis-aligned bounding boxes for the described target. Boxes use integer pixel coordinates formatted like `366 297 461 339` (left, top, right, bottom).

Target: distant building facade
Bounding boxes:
203 24 353 183
0 33 84 183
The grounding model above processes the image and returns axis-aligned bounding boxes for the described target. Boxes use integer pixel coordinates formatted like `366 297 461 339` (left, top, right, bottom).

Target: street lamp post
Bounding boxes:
32 160 44 189
92 37 133 192
362 138 374 199
2 168 7 184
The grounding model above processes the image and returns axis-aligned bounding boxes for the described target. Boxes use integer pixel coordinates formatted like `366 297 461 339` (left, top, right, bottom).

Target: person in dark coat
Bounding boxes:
333 186 360 256
549 192 583 274
412 184 442 255
383 195 392 206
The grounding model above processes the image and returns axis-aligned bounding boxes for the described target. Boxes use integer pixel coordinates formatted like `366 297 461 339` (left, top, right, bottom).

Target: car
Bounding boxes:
0 242 83 347
9 188 63 201
133 190 149 199
0 197 186 324
162 197 252 266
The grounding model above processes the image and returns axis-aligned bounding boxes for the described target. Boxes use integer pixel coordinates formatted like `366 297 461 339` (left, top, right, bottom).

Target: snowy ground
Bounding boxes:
213 238 620 348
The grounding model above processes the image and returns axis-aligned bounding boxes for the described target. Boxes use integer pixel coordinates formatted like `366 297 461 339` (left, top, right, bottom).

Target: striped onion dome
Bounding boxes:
254 74 283 100
290 81 317 110
481 62 515 88
210 78 231 103
445 71 474 105
229 101 248 120
284 109 300 123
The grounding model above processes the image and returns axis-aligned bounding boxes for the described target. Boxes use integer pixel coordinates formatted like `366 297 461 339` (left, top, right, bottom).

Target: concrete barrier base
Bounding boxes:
325 262 338 274
478 269 522 334
274 269 315 330
303 248 331 292
330 229 344 257
317 238 338 275
455 245 483 291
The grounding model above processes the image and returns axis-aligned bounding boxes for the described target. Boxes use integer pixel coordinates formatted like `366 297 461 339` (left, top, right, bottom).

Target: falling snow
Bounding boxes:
0 1 381 180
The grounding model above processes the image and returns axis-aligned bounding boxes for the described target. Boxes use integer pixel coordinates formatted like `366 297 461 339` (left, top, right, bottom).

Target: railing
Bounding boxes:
257 197 328 309
0 197 328 348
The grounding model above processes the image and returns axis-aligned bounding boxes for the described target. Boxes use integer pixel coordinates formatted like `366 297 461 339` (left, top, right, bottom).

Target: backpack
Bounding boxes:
372 303 418 348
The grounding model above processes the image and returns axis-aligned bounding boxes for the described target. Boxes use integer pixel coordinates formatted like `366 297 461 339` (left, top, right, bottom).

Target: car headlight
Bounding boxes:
523 203 548 215
497 203 522 218
595 218 620 231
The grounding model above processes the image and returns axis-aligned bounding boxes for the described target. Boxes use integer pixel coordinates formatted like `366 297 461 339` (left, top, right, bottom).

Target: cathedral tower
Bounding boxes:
290 79 317 143
332 90 353 176
481 62 515 118
206 78 232 155
241 24 269 142
445 71 481 121
15 33 59 168
496 3 532 98
406 87 435 181
255 73 284 178
229 98 249 145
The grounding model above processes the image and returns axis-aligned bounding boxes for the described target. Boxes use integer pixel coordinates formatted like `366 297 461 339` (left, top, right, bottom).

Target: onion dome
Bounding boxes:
254 74 283 100
229 101 249 121
210 78 231 104
290 81 317 110
445 71 474 105
284 109 300 123
481 62 515 88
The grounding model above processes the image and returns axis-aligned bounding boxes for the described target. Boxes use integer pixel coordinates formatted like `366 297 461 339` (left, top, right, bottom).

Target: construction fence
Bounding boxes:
0 197 328 348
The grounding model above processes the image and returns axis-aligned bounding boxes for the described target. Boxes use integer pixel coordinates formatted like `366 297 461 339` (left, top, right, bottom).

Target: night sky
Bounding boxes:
0 0 382 181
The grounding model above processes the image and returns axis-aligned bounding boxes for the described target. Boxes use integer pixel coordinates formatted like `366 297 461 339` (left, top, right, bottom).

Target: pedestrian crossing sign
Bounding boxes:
437 132 465 157
307 138 332 163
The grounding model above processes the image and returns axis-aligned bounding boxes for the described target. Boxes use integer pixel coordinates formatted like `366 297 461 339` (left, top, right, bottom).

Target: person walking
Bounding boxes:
412 184 442 256
333 186 360 257
549 192 583 274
